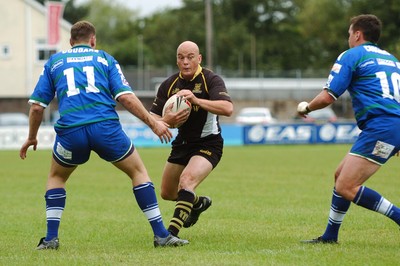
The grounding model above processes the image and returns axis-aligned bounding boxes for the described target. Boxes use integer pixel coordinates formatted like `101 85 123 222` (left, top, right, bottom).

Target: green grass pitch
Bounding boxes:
1 144 400 265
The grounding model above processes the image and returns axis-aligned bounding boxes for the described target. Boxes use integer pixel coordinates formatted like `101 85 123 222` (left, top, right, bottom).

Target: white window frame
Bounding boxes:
1 44 11 59
36 39 58 62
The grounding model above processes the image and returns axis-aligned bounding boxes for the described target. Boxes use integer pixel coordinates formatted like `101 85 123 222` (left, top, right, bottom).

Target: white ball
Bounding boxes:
162 94 192 128
297 101 309 113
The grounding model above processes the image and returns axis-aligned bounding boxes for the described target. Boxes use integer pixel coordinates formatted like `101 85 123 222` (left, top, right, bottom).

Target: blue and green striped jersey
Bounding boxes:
29 45 133 129
324 42 400 129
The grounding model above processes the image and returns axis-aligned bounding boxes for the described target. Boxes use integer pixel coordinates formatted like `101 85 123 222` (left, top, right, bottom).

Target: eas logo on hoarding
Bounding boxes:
245 124 312 144
244 123 360 145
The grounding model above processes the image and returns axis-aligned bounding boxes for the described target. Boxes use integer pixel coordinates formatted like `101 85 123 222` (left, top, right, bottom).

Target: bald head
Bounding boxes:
177 41 200 55
176 41 202 80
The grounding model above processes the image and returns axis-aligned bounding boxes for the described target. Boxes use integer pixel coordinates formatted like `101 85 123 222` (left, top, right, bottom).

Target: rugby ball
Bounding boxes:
162 94 192 128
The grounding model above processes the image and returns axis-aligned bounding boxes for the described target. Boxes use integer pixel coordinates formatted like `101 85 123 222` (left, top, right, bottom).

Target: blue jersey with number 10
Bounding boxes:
325 42 400 129
29 45 133 129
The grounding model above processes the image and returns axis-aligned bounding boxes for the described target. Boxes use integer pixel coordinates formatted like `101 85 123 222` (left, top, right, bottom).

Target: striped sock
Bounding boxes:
353 186 400 226
168 189 195 236
192 195 200 208
133 182 169 238
321 188 351 241
45 188 66 241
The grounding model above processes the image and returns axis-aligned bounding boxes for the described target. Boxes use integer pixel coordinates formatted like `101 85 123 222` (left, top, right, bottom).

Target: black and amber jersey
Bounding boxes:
150 66 231 142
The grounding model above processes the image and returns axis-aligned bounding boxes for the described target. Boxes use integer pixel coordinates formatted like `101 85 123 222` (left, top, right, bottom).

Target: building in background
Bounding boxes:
0 0 70 103
0 1 352 121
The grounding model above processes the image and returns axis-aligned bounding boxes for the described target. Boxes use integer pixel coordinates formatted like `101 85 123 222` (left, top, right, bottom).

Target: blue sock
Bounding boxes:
353 186 400 226
321 188 351 241
45 188 66 241
133 182 169 238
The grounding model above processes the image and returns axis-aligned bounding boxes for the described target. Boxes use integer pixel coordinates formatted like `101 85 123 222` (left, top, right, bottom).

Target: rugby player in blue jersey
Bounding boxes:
297 14 400 243
19 21 188 249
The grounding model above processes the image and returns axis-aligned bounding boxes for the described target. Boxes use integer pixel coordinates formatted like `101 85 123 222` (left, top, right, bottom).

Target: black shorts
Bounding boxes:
168 134 223 168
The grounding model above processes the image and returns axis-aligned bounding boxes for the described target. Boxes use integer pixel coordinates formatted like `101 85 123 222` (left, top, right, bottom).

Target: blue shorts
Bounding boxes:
53 120 134 167
350 116 400 165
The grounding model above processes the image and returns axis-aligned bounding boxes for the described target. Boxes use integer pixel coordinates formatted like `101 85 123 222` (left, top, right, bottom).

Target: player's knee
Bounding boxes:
335 183 356 201
160 189 176 201
160 191 169 200
178 174 197 189
334 171 340 181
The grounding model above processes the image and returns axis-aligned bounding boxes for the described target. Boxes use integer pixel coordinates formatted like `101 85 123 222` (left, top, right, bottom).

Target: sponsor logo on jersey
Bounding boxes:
67 56 93 63
97 56 108 66
360 60 375 68
121 76 129 86
364 45 390 55
63 47 98 54
193 83 202 94
192 105 200 112
331 63 342 74
199 149 212 156
51 59 63 72
326 74 334 88
376 58 396 67
171 88 180 95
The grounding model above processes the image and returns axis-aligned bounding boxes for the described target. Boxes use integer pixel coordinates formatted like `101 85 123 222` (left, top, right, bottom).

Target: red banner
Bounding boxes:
46 1 65 45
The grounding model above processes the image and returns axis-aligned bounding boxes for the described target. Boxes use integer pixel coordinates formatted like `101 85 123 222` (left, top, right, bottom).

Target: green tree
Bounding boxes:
296 0 349 70
142 0 308 75
81 0 142 65
143 2 206 69
211 0 307 74
63 0 89 23
346 0 400 58
34 0 400 74
34 0 89 23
